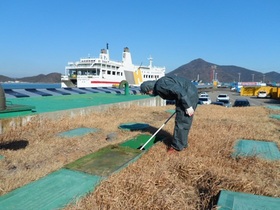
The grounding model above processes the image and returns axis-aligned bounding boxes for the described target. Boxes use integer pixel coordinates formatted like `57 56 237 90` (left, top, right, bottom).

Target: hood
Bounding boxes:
140 81 156 94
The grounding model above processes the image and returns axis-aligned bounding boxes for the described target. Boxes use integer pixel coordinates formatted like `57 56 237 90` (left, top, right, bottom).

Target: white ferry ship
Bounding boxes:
61 45 165 88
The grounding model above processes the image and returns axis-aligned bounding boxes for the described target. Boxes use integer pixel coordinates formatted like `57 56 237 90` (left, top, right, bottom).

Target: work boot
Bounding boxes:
167 146 178 154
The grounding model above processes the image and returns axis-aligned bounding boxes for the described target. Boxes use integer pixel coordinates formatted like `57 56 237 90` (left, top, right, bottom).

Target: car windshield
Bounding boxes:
199 98 208 101
235 101 249 106
218 94 227 97
219 99 230 103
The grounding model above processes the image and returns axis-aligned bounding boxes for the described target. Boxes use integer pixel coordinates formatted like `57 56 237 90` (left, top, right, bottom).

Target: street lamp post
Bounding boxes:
252 74 255 82
238 73 241 82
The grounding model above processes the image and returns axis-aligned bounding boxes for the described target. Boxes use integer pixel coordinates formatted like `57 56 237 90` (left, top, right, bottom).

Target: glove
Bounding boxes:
186 106 194 116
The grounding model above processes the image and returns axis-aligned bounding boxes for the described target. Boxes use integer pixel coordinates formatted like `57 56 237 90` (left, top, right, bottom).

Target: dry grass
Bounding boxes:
0 104 279 209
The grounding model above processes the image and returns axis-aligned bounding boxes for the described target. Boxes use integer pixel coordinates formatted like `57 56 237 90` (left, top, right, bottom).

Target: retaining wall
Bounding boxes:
0 96 165 134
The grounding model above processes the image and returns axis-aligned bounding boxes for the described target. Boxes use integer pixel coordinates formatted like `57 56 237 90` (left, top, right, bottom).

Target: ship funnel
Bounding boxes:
0 84 6 111
122 47 133 66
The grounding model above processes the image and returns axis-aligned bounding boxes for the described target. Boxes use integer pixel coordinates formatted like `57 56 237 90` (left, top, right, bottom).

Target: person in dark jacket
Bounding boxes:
140 75 199 152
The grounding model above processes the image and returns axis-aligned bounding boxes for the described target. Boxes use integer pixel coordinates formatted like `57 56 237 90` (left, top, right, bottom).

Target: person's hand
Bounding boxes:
186 106 194 116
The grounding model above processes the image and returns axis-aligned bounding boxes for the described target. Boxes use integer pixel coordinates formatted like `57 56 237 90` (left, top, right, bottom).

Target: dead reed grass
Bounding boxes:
0 104 279 209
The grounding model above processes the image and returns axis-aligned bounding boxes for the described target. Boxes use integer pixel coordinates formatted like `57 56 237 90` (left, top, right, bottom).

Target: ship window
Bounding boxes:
102 64 106 68
92 69 96 75
102 70 106 75
107 71 111 75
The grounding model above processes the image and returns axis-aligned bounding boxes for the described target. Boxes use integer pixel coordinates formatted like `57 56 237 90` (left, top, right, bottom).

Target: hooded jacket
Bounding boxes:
153 75 198 110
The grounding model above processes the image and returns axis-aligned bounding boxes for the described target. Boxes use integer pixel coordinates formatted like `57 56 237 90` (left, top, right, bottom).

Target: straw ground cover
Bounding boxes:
0 104 280 209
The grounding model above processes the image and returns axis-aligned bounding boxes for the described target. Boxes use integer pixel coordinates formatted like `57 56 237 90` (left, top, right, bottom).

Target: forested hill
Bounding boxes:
0 73 61 83
167 58 280 83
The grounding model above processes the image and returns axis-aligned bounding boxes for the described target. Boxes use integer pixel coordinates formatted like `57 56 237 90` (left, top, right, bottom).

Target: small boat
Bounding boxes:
61 45 165 88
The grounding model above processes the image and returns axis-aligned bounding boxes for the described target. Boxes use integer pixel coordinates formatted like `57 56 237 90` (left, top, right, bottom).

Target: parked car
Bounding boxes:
211 101 224 106
233 99 250 107
198 97 212 105
217 94 230 102
217 99 231 107
257 90 270 98
199 92 209 98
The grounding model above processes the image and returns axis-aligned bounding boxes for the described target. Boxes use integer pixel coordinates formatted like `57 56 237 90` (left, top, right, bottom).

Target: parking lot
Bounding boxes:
201 88 280 107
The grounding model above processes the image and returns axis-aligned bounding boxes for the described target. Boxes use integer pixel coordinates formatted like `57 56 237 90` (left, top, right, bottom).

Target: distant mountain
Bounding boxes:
0 73 61 83
0 75 13 82
167 58 280 83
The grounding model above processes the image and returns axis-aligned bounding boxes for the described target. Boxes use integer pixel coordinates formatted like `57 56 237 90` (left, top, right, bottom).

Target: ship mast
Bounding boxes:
106 43 109 60
148 56 153 69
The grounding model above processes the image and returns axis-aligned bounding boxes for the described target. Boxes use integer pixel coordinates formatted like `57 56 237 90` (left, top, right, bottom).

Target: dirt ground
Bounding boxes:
0 104 280 209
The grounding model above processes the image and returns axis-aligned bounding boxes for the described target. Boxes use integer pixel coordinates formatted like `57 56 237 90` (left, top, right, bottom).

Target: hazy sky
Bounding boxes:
1 0 280 77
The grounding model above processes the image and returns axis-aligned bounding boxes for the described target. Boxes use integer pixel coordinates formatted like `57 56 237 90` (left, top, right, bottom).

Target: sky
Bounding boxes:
1 0 280 78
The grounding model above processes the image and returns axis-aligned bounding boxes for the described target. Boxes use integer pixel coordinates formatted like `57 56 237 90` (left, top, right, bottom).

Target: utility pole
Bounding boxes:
211 65 216 82
238 73 241 82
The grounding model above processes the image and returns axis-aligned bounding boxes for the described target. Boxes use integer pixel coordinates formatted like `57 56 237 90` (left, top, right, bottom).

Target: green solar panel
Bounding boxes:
0 169 101 210
118 122 150 131
217 190 280 210
270 114 280 120
58 127 99 137
232 139 280 160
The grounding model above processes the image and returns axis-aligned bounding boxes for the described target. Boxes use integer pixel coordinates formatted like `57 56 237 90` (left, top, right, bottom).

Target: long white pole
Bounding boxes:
140 112 176 150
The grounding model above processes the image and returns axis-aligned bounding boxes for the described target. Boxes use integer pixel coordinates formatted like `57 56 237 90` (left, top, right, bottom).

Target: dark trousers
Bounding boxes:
171 102 194 151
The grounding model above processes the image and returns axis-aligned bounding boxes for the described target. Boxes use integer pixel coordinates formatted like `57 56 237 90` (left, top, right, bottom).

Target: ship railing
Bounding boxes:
77 75 101 78
61 75 70 81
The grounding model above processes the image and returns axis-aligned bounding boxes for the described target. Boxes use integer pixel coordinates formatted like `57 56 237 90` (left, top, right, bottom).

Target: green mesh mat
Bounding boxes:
118 122 150 131
217 190 280 210
120 134 158 150
266 105 280 110
58 127 99 137
0 169 102 210
0 134 159 209
0 155 4 160
65 145 142 177
64 134 159 176
166 109 175 114
232 139 280 160
270 114 280 120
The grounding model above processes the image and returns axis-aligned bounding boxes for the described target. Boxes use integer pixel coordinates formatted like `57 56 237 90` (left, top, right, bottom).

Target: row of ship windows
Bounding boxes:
69 70 160 79
69 69 123 76
143 75 161 79
77 64 119 70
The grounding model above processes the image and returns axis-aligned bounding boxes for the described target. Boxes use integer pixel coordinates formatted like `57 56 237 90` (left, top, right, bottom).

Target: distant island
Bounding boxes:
0 73 61 83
